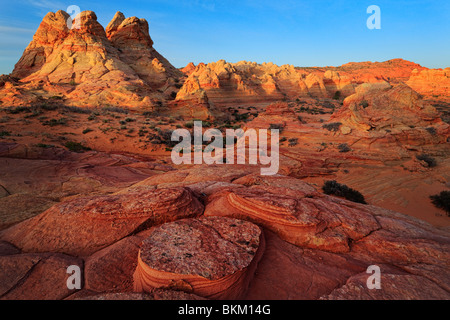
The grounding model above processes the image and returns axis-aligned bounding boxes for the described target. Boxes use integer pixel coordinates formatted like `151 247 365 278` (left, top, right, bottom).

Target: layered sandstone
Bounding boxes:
407 68 450 100
331 83 450 139
204 184 380 253
175 58 433 106
133 216 264 299
1 187 203 255
1 10 182 109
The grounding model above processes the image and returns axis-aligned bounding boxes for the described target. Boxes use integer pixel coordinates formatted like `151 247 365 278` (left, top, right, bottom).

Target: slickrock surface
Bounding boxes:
321 269 450 300
84 229 153 292
0 252 83 300
204 184 380 253
133 216 265 300
0 187 203 256
74 290 205 300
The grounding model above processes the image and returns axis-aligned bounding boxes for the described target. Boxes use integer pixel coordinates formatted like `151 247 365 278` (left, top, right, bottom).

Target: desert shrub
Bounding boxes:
102 106 129 114
6 106 30 114
333 91 341 100
40 104 58 111
82 128 93 134
35 143 54 148
235 113 249 122
430 191 450 215
69 79 77 86
416 154 437 167
322 180 367 204
338 143 351 153
280 137 287 143
43 118 67 126
65 141 91 153
359 100 369 109
269 123 284 133
288 138 299 147
184 122 194 128
138 129 148 137
0 130 11 137
62 106 91 114
322 122 342 132
425 127 437 135
151 129 176 147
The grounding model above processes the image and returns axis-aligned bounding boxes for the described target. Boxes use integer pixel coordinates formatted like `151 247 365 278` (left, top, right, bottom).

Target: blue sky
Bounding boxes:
0 0 449 74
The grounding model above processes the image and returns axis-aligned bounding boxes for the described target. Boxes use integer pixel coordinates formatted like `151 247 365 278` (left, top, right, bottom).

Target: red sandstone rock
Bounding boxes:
407 68 450 100
84 229 153 292
332 83 447 133
204 184 380 253
0 253 83 300
321 269 450 300
1 10 181 109
0 187 203 256
133 216 265 300
74 289 206 300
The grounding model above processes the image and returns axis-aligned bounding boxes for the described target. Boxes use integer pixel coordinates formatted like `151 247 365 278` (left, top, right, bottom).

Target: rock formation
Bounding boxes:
176 58 437 106
407 68 450 100
331 83 450 140
1 10 182 109
0 165 449 300
133 216 264 299
1 187 203 255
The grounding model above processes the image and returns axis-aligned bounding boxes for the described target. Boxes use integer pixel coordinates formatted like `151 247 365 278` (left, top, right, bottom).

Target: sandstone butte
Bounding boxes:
0 9 449 301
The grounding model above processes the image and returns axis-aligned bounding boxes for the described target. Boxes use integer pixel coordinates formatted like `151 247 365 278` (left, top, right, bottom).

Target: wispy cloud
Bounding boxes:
0 26 35 33
25 0 67 16
27 0 65 10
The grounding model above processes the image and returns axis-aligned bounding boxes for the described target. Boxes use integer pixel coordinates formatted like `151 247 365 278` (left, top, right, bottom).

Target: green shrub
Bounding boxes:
269 123 284 133
82 128 93 134
338 143 351 153
416 154 437 167
65 141 91 153
322 122 342 132
333 91 341 100
425 127 437 135
322 180 367 204
42 118 67 126
430 191 450 215
184 121 194 128
288 138 299 147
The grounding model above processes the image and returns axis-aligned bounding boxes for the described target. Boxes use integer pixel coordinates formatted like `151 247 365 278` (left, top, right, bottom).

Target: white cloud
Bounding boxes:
0 26 35 33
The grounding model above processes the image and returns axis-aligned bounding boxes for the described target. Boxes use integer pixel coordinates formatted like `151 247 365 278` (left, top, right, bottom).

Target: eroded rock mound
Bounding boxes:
204 184 380 253
1 187 203 256
407 68 450 100
330 83 450 140
1 10 181 108
133 216 264 299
